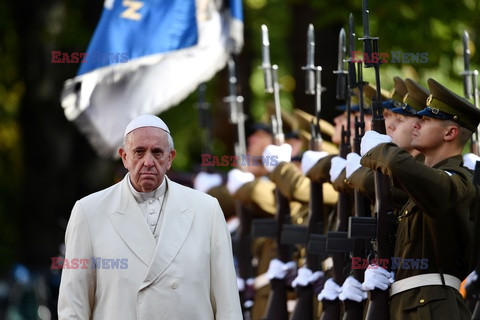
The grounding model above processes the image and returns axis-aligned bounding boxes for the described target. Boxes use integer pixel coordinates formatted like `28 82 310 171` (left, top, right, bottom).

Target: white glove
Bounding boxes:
339 276 368 302
346 152 362 179
329 156 347 183
291 267 324 288
226 169 255 195
266 258 297 280
463 153 480 171
360 130 393 156
193 172 223 193
301 150 329 175
317 278 341 301
362 265 394 291
262 144 292 172
465 270 478 288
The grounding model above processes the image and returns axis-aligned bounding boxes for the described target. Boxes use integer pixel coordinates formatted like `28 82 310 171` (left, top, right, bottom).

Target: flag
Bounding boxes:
61 0 243 158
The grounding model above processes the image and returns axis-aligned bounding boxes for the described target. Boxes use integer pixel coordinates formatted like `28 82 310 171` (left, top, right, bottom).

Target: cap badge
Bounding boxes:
426 94 433 106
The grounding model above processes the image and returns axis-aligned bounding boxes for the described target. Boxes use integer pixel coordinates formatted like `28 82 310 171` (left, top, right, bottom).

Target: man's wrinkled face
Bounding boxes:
119 127 176 192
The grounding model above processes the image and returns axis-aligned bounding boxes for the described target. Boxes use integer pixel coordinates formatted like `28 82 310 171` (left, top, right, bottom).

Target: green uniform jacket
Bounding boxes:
361 143 477 282
347 153 425 211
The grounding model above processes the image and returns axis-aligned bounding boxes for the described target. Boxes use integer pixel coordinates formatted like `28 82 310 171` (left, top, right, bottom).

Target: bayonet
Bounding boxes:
261 24 274 93
333 28 347 100
460 31 480 154
302 24 316 95
362 0 370 39
463 31 472 99
359 0 374 67
271 65 284 144
348 14 357 89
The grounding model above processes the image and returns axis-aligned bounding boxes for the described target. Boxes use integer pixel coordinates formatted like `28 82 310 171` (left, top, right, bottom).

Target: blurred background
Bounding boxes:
0 0 479 318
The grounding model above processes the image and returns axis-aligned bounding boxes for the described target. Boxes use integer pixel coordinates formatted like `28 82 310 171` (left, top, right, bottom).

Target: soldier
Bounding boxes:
359 78 480 319
346 77 427 208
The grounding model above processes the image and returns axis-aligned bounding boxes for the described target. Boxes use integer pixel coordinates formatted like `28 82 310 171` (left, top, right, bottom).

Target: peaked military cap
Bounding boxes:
417 78 480 132
335 88 372 114
392 78 429 116
362 83 393 111
384 77 408 110
391 76 408 102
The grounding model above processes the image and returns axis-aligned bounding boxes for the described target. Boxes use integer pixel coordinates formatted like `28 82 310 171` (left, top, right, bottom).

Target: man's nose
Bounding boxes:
143 152 154 167
413 118 421 129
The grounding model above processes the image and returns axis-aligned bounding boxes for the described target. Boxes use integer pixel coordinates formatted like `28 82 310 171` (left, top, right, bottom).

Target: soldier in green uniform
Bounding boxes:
346 77 427 209
359 78 480 319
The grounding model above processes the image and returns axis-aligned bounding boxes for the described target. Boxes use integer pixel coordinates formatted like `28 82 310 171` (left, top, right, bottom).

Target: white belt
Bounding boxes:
390 273 461 297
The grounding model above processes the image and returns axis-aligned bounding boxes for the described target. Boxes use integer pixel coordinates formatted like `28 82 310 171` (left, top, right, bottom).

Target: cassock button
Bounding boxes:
171 282 178 289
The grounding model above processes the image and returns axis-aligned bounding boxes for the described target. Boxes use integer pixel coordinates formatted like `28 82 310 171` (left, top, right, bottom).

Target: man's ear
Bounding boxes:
119 148 128 168
444 125 459 142
167 149 176 170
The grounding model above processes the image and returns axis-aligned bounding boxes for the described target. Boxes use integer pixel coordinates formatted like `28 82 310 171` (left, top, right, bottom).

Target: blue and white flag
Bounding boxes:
61 0 243 157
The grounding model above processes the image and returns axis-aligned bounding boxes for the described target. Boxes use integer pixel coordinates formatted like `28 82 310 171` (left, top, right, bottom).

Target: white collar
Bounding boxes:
127 173 167 203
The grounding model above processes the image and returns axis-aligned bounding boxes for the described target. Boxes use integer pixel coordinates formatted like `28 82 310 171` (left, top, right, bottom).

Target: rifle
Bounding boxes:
319 20 356 320
358 1 395 319
470 161 480 320
462 31 480 319
461 31 480 155
285 24 326 320
341 14 371 320
224 58 255 319
251 25 293 320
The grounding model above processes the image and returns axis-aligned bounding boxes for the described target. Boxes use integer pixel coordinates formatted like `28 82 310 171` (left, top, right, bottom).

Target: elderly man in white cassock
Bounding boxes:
58 114 242 320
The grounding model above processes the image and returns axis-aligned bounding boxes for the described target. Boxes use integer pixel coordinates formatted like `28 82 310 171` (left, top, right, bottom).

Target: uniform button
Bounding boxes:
419 298 425 304
149 199 154 204
171 282 178 289
404 210 408 215
149 210 155 215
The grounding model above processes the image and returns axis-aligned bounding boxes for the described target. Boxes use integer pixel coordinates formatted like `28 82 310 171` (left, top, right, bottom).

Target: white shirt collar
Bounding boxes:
127 173 167 203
